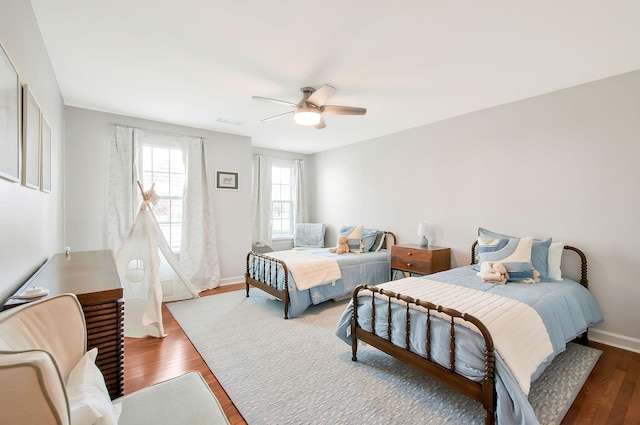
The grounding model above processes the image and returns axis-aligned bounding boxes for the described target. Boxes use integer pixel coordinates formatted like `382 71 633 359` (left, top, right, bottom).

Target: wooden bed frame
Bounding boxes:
245 231 396 319
350 242 588 425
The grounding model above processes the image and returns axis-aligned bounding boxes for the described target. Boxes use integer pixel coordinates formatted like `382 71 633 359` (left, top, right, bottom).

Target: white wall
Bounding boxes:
64 107 252 285
0 0 65 301
312 70 640 352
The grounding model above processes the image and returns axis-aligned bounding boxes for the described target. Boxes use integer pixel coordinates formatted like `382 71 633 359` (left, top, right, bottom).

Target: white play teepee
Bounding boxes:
115 182 198 338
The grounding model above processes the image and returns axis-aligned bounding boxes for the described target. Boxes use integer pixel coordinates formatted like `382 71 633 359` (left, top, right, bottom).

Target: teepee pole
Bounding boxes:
137 181 156 211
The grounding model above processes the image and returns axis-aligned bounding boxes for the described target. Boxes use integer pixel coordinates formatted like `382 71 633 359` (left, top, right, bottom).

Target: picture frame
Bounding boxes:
22 84 41 189
216 171 238 190
40 114 52 193
0 42 20 183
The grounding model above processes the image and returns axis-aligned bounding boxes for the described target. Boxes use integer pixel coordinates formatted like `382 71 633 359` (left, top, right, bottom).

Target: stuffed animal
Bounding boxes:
479 261 509 285
329 235 349 254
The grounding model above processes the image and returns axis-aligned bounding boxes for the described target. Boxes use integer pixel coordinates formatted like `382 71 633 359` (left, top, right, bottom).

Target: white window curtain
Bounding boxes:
293 159 308 224
106 126 141 252
178 137 221 291
252 154 272 246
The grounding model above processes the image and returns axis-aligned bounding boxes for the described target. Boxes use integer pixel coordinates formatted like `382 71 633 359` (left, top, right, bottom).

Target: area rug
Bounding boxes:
167 290 601 425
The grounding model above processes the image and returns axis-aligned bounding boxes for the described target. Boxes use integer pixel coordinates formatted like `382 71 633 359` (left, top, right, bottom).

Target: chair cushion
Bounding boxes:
114 371 229 425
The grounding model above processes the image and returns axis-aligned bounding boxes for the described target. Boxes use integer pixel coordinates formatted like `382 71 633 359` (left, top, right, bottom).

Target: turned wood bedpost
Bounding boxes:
283 266 289 319
564 245 588 288
245 252 252 297
387 294 392 342
463 312 496 425
471 240 478 265
351 285 365 361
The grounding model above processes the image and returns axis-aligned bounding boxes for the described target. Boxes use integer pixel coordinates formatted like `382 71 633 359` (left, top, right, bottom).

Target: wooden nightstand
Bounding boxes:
391 244 451 278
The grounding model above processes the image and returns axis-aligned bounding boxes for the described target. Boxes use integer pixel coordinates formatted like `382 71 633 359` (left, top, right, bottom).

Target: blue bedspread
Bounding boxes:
249 248 391 318
335 265 602 425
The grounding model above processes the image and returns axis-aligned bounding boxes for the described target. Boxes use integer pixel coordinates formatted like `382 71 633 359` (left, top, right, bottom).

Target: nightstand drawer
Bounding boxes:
391 245 451 276
391 247 432 271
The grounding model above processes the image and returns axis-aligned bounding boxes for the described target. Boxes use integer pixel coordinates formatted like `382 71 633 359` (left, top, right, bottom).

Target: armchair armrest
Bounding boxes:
0 350 70 425
0 294 86 380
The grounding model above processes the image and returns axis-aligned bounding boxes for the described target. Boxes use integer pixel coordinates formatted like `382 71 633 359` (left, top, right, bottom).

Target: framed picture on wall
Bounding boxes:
40 114 52 193
0 42 20 183
22 84 41 189
216 171 238 190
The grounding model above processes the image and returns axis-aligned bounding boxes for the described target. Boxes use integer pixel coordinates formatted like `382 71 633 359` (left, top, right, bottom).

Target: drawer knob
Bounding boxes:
408 252 413 256
406 263 411 267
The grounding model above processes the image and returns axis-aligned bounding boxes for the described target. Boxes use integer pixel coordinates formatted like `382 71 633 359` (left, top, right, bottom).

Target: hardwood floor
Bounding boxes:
124 284 640 425
124 283 247 425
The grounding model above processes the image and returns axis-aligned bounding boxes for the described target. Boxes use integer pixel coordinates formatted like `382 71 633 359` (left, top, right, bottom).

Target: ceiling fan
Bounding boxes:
252 85 366 129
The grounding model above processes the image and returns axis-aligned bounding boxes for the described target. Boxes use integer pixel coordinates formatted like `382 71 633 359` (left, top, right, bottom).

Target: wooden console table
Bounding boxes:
2 250 124 398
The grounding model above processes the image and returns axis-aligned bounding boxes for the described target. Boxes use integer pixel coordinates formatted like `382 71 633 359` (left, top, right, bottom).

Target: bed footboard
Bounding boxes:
245 252 290 319
350 284 497 425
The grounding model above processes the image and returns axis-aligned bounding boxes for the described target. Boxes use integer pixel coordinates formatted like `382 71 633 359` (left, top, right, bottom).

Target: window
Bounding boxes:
271 165 294 239
141 143 184 253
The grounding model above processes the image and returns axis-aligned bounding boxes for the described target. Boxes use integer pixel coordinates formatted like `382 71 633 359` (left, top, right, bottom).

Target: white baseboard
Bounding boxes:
589 328 640 354
219 276 245 286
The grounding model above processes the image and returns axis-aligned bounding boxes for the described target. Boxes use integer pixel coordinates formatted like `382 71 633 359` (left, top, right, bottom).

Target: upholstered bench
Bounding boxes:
0 294 230 425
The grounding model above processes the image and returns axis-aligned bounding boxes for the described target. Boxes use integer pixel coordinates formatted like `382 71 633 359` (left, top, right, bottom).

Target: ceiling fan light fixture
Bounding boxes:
294 107 321 126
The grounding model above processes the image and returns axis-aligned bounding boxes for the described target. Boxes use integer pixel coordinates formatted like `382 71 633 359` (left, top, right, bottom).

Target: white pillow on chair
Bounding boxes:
66 348 121 425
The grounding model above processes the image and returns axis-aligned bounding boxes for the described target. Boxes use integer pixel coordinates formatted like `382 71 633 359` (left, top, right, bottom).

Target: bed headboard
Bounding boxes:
383 231 397 249
470 240 588 288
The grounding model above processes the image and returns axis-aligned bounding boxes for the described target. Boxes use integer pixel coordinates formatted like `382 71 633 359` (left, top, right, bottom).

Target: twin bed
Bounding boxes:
245 231 396 318
336 241 602 425
245 234 602 425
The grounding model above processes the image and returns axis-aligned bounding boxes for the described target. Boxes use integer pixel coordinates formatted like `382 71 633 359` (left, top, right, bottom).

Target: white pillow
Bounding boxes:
67 348 122 425
547 242 564 281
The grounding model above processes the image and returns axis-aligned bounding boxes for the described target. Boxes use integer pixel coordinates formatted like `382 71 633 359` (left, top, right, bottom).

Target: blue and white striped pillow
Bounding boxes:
338 225 364 253
477 236 537 283
478 227 552 281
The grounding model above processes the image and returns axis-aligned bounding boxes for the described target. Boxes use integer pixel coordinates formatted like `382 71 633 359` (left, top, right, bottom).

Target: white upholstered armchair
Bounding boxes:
0 294 230 425
293 223 326 249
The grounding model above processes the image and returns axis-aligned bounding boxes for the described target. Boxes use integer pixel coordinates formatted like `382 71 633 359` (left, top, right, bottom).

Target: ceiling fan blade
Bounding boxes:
314 117 326 130
307 85 336 107
252 96 299 108
261 110 294 123
320 105 367 115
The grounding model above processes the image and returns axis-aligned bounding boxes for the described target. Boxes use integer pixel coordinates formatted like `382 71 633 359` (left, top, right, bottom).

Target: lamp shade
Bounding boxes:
294 107 321 126
418 222 430 236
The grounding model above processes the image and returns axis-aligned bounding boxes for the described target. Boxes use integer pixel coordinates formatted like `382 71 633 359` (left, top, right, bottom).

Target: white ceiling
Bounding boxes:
30 1 640 154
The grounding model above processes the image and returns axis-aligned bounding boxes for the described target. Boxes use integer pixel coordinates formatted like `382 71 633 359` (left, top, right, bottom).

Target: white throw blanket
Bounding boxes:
367 277 553 395
266 250 342 291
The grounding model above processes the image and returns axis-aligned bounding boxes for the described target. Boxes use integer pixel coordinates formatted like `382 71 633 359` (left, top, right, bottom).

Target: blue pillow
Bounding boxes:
370 231 386 252
361 228 379 252
478 228 552 281
477 236 536 283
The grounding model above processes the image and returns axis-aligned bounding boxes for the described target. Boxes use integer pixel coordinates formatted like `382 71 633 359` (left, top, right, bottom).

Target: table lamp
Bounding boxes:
418 222 430 247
